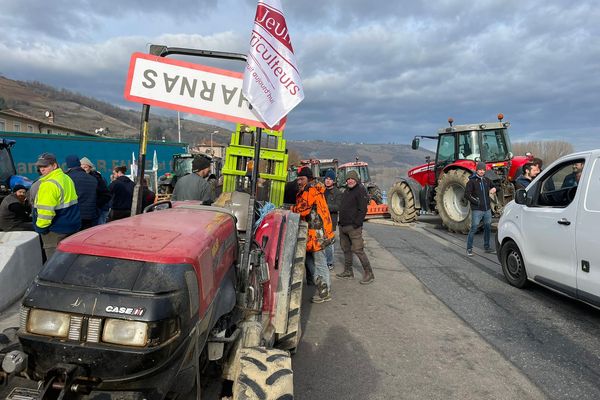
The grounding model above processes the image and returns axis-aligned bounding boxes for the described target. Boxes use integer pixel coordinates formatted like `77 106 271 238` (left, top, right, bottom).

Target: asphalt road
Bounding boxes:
336 217 600 399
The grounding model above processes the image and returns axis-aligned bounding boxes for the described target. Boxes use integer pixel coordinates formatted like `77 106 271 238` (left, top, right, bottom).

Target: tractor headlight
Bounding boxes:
27 309 70 338
102 319 148 347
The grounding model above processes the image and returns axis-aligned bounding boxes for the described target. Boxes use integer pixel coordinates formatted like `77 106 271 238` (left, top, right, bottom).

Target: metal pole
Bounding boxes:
177 112 181 143
131 104 150 216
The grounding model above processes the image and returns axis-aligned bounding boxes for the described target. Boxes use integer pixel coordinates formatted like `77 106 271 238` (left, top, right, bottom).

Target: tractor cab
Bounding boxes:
337 161 371 187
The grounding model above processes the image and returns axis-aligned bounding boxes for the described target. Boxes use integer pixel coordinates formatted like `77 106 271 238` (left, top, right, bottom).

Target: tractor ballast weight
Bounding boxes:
388 114 531 233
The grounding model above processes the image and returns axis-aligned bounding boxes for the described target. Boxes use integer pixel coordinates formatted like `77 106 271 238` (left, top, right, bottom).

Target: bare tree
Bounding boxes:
512 140 574 166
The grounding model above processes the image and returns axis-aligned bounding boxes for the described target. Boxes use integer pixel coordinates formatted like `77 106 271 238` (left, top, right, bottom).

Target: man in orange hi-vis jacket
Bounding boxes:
291 167 335 303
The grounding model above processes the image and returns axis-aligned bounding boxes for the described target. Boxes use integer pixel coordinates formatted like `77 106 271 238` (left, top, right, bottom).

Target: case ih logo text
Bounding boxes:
105 306 145 316
255 4 292 52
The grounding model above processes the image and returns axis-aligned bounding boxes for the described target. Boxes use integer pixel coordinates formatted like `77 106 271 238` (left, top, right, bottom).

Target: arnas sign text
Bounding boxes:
124 53 284 130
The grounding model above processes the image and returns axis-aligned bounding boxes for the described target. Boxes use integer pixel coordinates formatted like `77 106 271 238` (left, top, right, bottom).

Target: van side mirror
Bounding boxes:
411 138 420 150
514 189 527 205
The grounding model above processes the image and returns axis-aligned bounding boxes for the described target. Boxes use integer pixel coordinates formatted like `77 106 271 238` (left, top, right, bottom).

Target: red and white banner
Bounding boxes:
242 0 304 128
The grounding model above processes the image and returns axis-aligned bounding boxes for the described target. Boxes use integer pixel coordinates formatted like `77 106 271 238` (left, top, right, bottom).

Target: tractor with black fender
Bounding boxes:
387 114 531 233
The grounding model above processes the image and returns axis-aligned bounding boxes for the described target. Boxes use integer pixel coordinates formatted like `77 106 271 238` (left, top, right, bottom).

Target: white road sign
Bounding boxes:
124 52 284 130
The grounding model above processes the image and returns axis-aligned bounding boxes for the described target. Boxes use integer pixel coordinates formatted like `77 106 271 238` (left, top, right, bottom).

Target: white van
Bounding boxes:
497 149 600 307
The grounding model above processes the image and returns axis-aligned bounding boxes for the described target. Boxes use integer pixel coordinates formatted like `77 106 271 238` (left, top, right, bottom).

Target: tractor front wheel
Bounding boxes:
388 182 418 223
233 347 294 400
435 169 471 234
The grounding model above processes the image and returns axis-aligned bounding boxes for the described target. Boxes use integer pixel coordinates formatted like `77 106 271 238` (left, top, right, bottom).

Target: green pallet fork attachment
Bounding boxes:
222 124 288 206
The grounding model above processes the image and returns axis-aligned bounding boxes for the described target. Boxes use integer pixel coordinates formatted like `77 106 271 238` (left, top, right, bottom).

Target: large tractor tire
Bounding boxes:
367 185 383 205
275 221 307 354
435 169 471 234
233 347 294 400
388 181 418 223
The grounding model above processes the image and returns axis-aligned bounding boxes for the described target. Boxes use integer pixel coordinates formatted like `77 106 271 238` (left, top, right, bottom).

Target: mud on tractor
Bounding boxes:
387 114 530 233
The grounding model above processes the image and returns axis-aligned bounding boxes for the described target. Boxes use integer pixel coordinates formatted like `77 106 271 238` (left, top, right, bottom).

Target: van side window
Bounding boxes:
584 157 600 212
536 159 585 208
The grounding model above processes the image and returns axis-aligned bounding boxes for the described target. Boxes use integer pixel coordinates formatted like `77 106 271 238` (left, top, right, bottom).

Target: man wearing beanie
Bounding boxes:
291 167 335 303
32 152 80 259
0 184 33 231
171 155 213 204
323 169 341 270
465 162 497 256
337 170 375 284
65 154 98 230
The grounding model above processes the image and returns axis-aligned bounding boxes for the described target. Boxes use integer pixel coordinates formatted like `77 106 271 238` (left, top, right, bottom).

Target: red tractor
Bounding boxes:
388 114 531 233
337 160 383 204
0 195 307 400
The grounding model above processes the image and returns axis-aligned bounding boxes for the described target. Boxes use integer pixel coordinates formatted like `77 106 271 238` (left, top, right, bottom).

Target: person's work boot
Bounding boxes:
311 291 332 303
316 279 329 298
336 267 354 280
359 265 375 285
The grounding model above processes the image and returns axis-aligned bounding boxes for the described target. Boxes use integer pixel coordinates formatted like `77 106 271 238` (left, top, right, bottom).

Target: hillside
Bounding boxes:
0 75 433 191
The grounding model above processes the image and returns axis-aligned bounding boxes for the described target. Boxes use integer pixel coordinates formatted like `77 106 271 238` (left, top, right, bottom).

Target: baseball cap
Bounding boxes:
35 152 57 167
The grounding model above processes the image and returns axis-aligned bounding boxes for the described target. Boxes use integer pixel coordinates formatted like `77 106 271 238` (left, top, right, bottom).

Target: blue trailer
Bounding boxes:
0 131 188 182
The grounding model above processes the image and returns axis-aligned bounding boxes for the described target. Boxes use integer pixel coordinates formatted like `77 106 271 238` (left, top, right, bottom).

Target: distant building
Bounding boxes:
0 109 97 137
192 144 226 159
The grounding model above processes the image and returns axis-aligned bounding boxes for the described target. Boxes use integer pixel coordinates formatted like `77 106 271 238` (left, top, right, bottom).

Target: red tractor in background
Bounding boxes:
388 114 531 233
337 160 383 205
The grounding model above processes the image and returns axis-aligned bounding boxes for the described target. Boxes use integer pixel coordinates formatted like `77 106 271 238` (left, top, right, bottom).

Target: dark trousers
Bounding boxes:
339 225 371 272
41 232 69 260
108 209 130 221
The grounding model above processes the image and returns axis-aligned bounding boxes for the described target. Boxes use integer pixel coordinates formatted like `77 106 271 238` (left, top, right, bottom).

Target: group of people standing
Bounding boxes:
0 152 155 259
289 166 375 305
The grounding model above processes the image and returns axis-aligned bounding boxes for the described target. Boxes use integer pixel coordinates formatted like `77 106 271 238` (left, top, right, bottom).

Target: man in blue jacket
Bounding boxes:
465 162 497 256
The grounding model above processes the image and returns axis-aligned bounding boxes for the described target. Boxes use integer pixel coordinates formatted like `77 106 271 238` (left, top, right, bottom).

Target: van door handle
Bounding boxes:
557 218 571 225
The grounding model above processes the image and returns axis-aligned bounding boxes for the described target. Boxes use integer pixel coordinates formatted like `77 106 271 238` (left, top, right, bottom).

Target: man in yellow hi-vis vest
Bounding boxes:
33 153 81 259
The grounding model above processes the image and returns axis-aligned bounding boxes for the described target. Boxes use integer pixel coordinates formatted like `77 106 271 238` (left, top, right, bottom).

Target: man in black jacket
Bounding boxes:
324 169 341 270
0 184 33 231
335 170 374 284
465 162 497 256
65 155 98 230
80 157 111 225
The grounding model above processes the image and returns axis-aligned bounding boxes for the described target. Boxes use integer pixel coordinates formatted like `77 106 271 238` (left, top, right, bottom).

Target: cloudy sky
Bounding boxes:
1 0 599 150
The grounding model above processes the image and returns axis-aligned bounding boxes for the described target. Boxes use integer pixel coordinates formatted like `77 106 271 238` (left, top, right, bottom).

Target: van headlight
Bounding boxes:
102 319 148 347
27 309 70 338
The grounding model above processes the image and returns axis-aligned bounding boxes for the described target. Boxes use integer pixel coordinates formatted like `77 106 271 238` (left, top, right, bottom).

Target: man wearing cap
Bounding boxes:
32 152 80 258
336 170 374 284
291 167 335 303
465 162 497 256
65 155 98 230
0 184 33 231
80 157 111 225
171 155 213 204
324 169 341 270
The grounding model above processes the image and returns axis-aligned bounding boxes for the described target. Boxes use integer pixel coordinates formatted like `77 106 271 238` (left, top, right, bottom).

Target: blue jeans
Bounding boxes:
305 250 330 288
325 243 334 266
97 208 109 225
467 209 492 251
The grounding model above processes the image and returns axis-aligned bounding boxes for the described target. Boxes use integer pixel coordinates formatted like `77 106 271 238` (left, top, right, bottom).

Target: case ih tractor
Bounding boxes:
0 196 307 400
387 114 530 233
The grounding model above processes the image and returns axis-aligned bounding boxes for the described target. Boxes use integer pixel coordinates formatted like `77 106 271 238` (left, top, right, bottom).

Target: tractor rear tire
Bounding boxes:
435 169 471 234
275 221 307 354
388 181 418 223
368 186 383 205
233 347 294 400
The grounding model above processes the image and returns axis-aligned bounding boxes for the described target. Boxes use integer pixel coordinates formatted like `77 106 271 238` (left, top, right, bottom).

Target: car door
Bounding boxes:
575 155 600 304
520 156 586 293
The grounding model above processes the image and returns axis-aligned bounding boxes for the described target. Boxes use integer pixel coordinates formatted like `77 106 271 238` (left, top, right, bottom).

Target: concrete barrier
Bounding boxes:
0 231 43 312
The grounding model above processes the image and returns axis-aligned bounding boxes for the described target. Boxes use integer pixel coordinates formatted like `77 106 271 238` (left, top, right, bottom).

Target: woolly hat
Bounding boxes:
346 170 360 182
325 169 336 180
12 184 27 192
65 154 81 169
476 162 486 171
192 155 211 172
80 156 95 169
35 152 57 167
297 167 313 179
